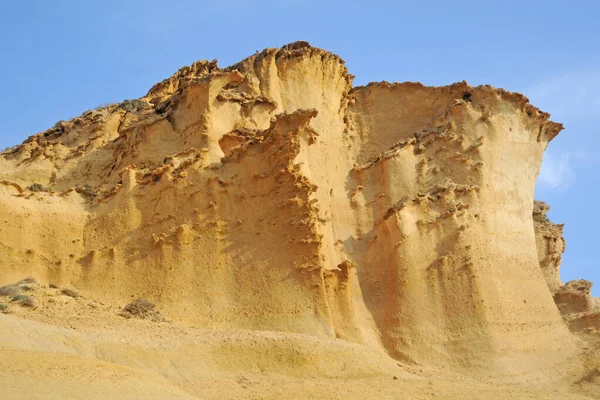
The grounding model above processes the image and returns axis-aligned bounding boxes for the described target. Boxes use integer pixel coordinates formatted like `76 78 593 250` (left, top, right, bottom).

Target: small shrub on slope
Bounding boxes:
27 183 47 192
11 295 35 308
61 288 80 298
120 298 165 322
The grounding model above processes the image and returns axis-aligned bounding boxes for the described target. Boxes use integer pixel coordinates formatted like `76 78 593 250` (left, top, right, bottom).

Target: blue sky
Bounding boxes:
0 1 598 294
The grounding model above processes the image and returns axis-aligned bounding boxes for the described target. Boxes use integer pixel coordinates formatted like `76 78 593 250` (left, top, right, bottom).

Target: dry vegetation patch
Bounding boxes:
0 278 37 298
0 278 40 310
61 288 80 298
75 184 98 200
26 183 47 192
0 284 21 297
120 298 166 322
11 294 35 308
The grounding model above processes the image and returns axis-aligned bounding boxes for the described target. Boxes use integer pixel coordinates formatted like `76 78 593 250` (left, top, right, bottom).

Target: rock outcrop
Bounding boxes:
534 200 566 292
554 280 596 315
532 201 599 333
555 280 600 333
0 42 580 378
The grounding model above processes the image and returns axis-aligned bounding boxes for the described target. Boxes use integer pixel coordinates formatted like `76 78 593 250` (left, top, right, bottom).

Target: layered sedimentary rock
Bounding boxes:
553 280 600 333
532 201 599 333
534 200 566 292
0 42 577 376
554 280 596 314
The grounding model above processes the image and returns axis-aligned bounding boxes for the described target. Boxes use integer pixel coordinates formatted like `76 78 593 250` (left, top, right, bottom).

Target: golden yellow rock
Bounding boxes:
0 42 598 399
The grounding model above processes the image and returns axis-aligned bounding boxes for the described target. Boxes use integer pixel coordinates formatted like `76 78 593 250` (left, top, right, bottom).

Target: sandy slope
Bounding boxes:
0 349 198 400
0 281 598 399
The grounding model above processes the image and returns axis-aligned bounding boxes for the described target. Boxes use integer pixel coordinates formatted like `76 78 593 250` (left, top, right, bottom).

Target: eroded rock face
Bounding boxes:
554 280 600 333
532 202 599 333
534 200 566 292
554 280 595 314
0 42 576 376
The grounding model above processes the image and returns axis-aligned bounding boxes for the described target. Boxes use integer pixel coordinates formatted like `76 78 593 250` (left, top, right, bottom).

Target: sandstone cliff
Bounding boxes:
533 201 599 334
0 42 596 397
534 200 566 292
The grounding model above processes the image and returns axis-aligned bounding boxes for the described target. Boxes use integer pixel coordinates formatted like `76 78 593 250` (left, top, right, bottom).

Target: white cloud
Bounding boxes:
538 152 575 190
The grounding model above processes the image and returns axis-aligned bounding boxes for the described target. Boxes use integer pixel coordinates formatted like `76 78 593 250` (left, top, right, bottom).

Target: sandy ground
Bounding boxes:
1 280 598 399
